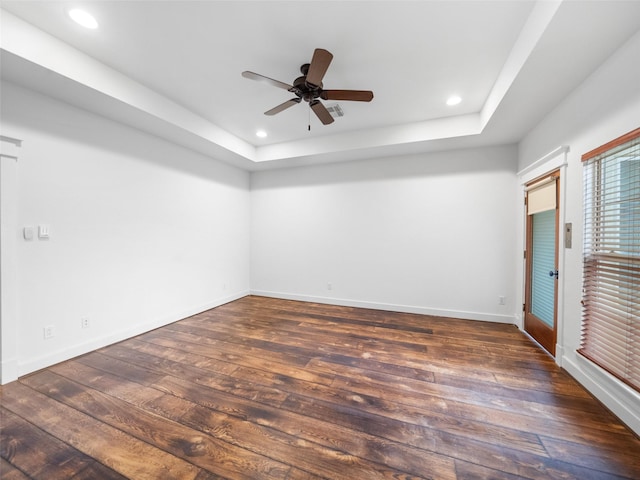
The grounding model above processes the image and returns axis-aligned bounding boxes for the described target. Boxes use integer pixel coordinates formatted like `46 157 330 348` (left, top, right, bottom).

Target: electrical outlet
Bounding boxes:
43 325 55 339
498 296 506 305
327 282 332 291
81 317 90 329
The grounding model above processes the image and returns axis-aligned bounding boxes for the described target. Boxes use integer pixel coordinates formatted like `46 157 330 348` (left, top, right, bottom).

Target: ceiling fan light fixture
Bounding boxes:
256 130 267 138
446 95 462 106
68 9 99 29
325 104 344 118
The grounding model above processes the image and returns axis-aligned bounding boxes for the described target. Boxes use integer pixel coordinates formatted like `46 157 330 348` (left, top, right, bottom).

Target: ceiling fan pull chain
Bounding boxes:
308 101 311 131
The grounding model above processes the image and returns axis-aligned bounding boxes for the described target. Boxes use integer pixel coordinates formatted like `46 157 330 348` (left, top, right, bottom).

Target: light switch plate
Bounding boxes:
23 226 34 241
38 224 50 239
565 223 572 249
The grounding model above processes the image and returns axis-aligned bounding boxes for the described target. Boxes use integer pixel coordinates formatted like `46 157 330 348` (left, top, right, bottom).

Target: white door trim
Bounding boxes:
1 135 22 383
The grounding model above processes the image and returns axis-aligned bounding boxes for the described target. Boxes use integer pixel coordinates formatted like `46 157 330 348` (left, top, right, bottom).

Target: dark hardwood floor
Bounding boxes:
2 296 639 479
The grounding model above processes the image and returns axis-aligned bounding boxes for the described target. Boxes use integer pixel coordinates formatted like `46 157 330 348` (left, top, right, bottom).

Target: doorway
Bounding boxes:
524 171 560 356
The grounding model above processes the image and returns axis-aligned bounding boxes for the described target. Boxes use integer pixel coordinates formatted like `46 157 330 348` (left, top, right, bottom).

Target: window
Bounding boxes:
580 128 640 393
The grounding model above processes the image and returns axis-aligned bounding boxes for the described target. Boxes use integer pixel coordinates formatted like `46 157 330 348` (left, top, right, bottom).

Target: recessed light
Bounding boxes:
446 95 462 106
256 130 267 138
68 9 98 29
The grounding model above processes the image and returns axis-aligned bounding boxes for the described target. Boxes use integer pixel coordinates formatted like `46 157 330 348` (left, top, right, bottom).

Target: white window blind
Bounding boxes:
580 128 640 393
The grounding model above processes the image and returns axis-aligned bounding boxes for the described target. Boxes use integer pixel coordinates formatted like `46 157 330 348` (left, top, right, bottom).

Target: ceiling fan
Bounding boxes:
242 48 374 126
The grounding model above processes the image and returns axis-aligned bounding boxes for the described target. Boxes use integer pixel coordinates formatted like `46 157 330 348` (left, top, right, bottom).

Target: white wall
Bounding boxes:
251 145 519 323
517 30 640 434
1 81 251 382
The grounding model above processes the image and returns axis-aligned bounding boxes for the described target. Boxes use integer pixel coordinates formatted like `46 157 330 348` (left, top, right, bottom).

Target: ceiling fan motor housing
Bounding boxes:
292 64 323 102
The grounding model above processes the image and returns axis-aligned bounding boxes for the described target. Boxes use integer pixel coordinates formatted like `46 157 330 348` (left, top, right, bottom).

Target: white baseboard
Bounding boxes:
250 290 517 324
562 353 640 436
1 357 19 385
15 290 249 380
555 344 564 367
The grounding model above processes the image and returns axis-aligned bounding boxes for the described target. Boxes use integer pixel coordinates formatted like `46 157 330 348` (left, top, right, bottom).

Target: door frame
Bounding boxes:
517 146 568 364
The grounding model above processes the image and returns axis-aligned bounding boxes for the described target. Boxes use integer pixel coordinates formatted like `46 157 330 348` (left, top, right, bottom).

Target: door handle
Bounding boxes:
549 269 559 279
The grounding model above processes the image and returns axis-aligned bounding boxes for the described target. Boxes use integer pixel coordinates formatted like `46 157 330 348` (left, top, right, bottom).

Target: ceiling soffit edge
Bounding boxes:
0 3 560 169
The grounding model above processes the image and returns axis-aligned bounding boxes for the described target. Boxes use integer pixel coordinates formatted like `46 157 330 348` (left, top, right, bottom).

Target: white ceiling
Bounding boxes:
1 1 640 170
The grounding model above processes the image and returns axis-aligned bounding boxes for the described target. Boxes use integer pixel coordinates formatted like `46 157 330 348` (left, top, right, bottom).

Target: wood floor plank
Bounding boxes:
224 299 543 349
154 323 316 368
172 394 432 480
174 312 568 383
83 347 291 408
146 375 457 480
2 296 639 479
309 356 587 411
210 309 541 364
1 407 106 480
189 308 621 431
162 321 499 390
91 347 456 479
492 371 592 398
313 356 633 450
69 461 130 480
26 370 418 480
324 361 618 433
123 336 334 386
0 382 203 480
50 357 167 407
53 347 457 478
21 370 291 480
0 458 31 480
280 393 632 480
540 434 640 478
453 460 528 480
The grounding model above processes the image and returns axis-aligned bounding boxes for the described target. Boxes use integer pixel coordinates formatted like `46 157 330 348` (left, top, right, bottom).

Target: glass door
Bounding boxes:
524 173 559 356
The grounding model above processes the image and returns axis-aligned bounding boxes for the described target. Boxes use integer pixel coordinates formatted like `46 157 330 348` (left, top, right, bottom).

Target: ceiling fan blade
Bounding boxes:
306 49 333 87
264 98 301 116
310 100 334 125
321 90 374 102
242 71 293 91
